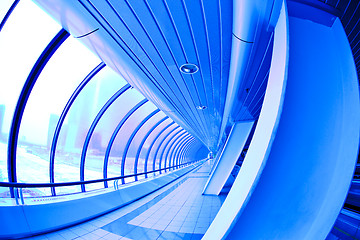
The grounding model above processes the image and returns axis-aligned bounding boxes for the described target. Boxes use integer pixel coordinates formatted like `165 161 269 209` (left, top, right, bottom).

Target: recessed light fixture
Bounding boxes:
197 105 207 110
180 63 199 74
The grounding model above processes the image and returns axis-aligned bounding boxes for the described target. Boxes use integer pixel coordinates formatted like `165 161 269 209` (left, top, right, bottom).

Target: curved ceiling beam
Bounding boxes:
80 83 131 189
163 131 188 172
182 141 199 163
50 62 106 196
153 126 181 174
171 134 192 168
7 29 69 198
120 109 160 184
0 0 20 32
168 133 191 170
143 121 175 178
160 129 186 172
179 138 196 164
133 116 170 181
102 98 148 189
176 138 195 166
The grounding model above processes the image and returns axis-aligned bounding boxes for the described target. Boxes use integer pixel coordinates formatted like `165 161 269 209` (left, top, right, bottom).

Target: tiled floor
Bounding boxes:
23 163 226 240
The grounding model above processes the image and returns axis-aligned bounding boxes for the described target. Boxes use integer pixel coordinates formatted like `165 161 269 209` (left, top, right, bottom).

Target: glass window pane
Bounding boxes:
124 111 165 181
108 102 158 185
130 112 167 181
138 118 173 178
17 37 101 188
0 0 60 197
55 67 127 195
158 129 182 170
83 87 145 188
149 124 178 175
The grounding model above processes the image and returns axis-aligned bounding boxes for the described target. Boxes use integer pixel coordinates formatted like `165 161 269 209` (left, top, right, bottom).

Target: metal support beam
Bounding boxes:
178 138 195 165
202 121 254 195
134 116 169 181
0 0 20 32
80 84 130 189
163 131 187 172
50 62 105 196
170 134 191 169
102 99 148 189
120 109 160 184
175 137 193 167
153 126 181 174
144 121 175 178
7 29 69 197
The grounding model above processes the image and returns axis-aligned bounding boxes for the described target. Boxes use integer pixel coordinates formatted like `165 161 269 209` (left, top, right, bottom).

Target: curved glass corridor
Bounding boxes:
0 0 206 199
1 0 360 240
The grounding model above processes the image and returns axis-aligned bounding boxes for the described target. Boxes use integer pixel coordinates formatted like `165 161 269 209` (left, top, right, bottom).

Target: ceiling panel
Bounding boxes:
71 0 233 150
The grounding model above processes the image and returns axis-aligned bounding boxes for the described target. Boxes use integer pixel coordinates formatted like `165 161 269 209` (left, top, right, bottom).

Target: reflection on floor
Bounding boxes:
25 163 226 240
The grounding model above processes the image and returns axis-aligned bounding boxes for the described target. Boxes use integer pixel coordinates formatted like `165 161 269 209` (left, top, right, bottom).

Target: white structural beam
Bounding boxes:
203 1 360 239
202 121 254 195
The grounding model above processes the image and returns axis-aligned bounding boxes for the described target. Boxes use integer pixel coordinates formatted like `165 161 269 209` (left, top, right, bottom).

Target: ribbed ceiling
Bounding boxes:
31 0 360 152
75 0 233 150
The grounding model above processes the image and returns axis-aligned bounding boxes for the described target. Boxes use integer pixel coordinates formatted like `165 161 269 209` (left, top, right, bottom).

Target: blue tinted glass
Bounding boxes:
120 104 159 183
141 118 173 178
130 112 166 181
103 89 146 182
150 125 178 174
0 0 60 197
17 37 100 188
55 67 127 195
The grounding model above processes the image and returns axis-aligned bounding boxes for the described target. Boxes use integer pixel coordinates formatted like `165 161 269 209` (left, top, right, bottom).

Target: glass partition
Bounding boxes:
126 111 166 181
0 0 60 197
0 0 198 199
55 67 126 195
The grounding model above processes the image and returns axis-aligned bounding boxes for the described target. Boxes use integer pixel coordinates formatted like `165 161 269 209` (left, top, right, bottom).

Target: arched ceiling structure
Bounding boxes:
31 0 360 153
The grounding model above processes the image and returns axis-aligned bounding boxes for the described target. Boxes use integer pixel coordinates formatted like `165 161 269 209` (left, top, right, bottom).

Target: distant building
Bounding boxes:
0 105 4 141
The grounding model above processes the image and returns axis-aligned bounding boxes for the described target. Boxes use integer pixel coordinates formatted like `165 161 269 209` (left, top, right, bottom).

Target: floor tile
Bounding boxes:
24 164 226 240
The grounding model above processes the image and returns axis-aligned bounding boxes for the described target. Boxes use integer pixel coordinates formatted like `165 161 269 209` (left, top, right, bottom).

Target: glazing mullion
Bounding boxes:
144 121 175 178
178 138 195 165
171 134 191 169
163 131 187 172
7 29 69 197
175 137 193 167
161 129 185 172
153 126 181 174
120 109 160 184
134 116 169 181
50 62 105 196
0 0 19 32
167 132 189 170
184 140 198 163
80 84 131 190
102 99 148 189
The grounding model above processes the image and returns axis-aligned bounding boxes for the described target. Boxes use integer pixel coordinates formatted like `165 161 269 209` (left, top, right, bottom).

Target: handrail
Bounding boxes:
0 161 199 188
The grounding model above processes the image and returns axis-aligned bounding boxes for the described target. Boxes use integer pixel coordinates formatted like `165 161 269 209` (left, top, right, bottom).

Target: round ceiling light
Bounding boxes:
197 105 207 110
180 63 199 74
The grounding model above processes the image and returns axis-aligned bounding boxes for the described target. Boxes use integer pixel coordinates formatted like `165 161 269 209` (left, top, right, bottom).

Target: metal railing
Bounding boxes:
0 160 201 203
